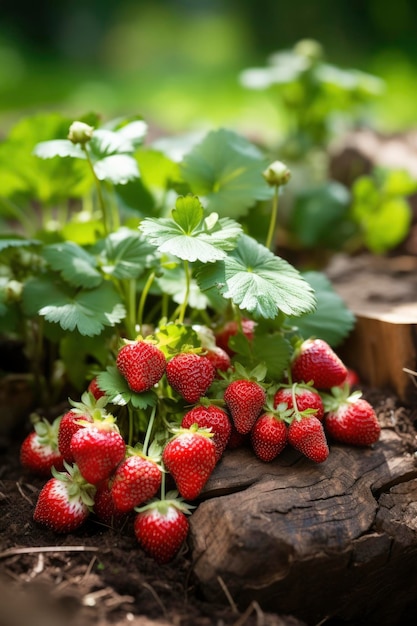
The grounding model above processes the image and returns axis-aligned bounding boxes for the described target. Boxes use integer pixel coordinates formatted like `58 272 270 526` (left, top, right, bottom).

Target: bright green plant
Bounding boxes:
0 112 355 411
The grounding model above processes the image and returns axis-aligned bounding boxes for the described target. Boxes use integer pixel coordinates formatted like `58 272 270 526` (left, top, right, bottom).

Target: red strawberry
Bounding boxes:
166 353 215 404
87 376 106 400
291 339 348 389
162 426 216 500
33 465 95 533
251 413 288 462
134 495 192 564
70 420 126 485
57 392 106 463
181 404 232 462
224 379 266 434
20 416 65 476
273 385 324 421
204 346 232 377
111 453 162 513
324 395 380 446
214 318 256 356
93 479 125 526
288 415 329 463
116 340 166 393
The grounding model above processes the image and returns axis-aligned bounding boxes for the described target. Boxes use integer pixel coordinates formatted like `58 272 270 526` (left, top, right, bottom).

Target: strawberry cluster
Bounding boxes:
21 324 381 565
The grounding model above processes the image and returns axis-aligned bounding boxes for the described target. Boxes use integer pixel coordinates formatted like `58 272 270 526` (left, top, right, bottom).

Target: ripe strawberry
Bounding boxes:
214 318 256 356
166 353 215 404
93 479 125 526
251 413 288 462
181 403 232 462
288 415 329 463
111 452 162 513
33 464 95 533
116 340 166 393
291 338 348 389
134 495 192 564
87 376 106 400
324 395 381 446
162 426 216 500
20 416 65 476
204 346 232 377
70 420 126 485
224 379 266 434
273 385 324 421
57 392 107 463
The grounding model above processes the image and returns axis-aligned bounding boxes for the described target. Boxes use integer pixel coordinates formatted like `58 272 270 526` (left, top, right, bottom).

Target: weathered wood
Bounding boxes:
190 427 417 625
327 254 417 403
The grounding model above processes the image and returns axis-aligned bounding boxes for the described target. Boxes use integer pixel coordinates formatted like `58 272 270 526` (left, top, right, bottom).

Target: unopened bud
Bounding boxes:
262 161 291 187
5 280 23 302
68 121 94 145
294 39 323 63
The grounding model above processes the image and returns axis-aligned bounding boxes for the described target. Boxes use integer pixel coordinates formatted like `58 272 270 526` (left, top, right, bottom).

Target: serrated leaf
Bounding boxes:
294 271 356 347
197 234 316 319
97 367 158 408
22 277 125 336
33 140 85 160
43 241 102 288
139 195 242 263
96 228 156 279
93 154 139 185
180 128 273 219
90 129 136 156
153 322 200 356
0 238 41 253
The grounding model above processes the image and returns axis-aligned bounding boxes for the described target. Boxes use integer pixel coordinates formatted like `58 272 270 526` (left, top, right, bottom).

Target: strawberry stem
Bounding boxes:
265 184 280 251
178 259 191 324
137 270 155 333
142 405 157 457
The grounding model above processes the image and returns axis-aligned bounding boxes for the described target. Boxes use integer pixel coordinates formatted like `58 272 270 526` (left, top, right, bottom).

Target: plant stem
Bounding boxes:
137 271 155 332
82 145 111 235
142 405 157 457
177 260 191 324
265 185 279 252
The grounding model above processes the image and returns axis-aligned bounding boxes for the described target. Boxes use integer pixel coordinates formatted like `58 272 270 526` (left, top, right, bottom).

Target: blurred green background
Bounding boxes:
1 0 416 139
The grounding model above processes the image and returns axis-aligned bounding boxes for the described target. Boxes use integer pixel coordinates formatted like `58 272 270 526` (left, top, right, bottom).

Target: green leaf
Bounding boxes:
180 128 273 219
139 195 242 263
60 332 113 390
294 271 356 347
22 277 125 336
93 154 139 185
197 234 316 319
103 118 148 148
231 330 292 381
152 322 200 357
96 228 156 279
97 366 158 409
359 197 412 254
156 264 210 310
43 241 102 288
0 238 41 253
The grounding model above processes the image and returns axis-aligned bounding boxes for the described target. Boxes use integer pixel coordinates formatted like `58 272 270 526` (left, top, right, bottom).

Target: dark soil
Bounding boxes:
1 384 416 626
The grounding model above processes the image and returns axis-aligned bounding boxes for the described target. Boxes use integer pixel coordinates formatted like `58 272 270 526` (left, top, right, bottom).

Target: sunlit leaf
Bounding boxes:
197 234 316 319
43 241 102 288
93 154 139 184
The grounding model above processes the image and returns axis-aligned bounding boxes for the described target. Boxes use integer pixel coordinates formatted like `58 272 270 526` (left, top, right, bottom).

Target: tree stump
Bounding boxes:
189 420 417 625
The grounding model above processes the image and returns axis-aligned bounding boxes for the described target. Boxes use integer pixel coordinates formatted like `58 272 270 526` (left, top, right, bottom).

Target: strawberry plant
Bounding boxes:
0 107 383 564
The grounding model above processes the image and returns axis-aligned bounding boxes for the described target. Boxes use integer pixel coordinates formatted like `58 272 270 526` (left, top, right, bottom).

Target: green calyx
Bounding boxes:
321 386 362 413
135 491 195 516
51 462 96 508
32 414 62 450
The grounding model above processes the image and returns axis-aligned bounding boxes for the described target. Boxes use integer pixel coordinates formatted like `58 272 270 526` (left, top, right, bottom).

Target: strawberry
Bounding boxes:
162 425 216 500
224 379 266 434
288 415 329 463
93 479 125 526
58 392 107 463
214 318 256 356
116 339 166 393
111 452 162 513
166 353 215 404
251 412 288 462
134 495 192 564
204 346 232 377
87 376 106 400
291 338 348 389
70 419 126 485
33 464 95 533
273 385 324 421
181 403 232 462
324 393 381 446
20 416 65 476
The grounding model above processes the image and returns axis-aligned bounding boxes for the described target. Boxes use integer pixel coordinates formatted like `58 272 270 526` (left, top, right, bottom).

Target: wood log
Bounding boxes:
326 254 417 403
190 425 417 625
